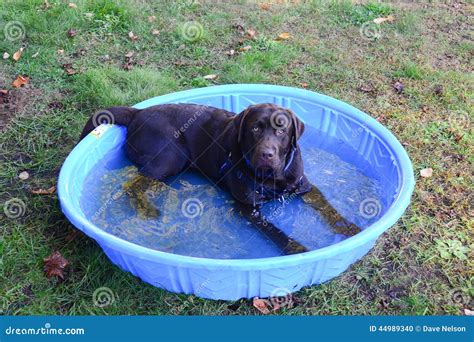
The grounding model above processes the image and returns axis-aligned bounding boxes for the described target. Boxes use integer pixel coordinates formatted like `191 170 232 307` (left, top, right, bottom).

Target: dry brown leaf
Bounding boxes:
67 28 77 37
246 29 256 39
3 52 10 59
259 3 270 10
125 51 134 58
252 297 270 314
12 75 29 88
203 74 218 80
276 32 291 41
68 2 77 8
43 251 69 279
151 29 160 36
30 185 56 195
300 82 308 88
148 15 156 22
0 89 8 95
13 47 24 61
128 31 139 41
57 49 65 55
19 171 30 180
373 15 395 24
238 45 251 52
420 168 433 178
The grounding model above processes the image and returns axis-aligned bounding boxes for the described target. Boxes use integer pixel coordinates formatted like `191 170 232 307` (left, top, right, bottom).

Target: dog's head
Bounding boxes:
234 104 305 177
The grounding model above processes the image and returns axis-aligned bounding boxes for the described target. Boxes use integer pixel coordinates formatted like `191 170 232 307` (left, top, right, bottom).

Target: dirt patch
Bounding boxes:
0 72 44 131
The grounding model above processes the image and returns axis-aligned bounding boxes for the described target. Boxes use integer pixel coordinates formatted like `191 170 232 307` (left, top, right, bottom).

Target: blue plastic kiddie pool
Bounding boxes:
58 84 414 300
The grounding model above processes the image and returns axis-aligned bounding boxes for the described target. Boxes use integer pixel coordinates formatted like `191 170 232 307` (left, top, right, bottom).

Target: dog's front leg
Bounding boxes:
235 202 309 255
302 185 361 236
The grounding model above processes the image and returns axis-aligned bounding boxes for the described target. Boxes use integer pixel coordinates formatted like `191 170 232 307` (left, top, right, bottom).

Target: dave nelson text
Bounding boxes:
422 325 466 333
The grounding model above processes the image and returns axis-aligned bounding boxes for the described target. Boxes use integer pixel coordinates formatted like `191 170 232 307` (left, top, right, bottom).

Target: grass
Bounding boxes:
0 0 472 315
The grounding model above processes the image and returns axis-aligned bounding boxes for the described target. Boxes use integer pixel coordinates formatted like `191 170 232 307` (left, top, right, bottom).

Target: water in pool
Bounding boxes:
81 127 386 259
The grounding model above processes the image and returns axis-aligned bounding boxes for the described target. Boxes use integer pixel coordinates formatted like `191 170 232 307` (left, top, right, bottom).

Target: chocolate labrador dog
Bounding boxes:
80 103 360 254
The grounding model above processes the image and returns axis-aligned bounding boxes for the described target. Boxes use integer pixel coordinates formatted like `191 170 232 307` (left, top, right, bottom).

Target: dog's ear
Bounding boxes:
235 107 252 144
287 109 305 143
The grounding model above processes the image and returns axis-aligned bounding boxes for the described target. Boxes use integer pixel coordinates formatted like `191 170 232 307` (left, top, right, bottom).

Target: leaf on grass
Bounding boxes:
300 82 308 88
68 3 77 9
43 251 69 279
124 51 134 59
246 29 256 40
151 29 160 36
13 47 24 61
148 15 156 23
32 51 39 58
67 29 77 38
259 3 271 10
276 32 291 41
373 15 395 24
225 49 235 56
0 89 8 95
465 309 474 316
203 74 218 80
358 83 375 93
392 81 404 94
30 185 56 195
3 52 9 59
420 168 433 178
238 45 251 52
12 75 29 88
19 171 29 180
128 31 139 41
253 297 270 314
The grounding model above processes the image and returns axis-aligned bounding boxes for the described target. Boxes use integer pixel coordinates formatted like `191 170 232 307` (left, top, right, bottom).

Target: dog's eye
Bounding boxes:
252 126 260 132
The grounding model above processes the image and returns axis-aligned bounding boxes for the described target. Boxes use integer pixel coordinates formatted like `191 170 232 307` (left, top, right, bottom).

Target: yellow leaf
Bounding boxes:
13 47 24 61
276 32 291 41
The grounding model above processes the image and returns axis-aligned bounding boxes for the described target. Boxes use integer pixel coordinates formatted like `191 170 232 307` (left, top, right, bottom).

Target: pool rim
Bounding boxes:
58 84 415 270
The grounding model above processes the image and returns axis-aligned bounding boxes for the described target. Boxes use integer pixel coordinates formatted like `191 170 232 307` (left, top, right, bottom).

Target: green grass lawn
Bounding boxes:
0 0 472 315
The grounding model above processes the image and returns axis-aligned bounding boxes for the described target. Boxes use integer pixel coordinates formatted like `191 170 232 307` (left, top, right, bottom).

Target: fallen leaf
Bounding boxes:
125 51 134 58
68 2 77 8
3 52 10 59
358 83 375 93
19 171 30 180
57 49 64 55
253 297 270 314
32 51 39 58
122 62 134 71
433 84 443 96
151 29 160 36
373 15 395 24
41 0 52 10
246 28 256 39
61 63 77 76
67 29 77 37
276 32 291 41
238 45 251 52
300 82 308 88
420 168 433 178
0 89 8 95
12 75 29 88
84 12 93 19
148 15 156 22
128 31 139 41
43 251 69 279
13 47 24 61
465 309 474 316
225 49 235 56
30 185 56 195
259 3 270 10
203 74 218 80
392 81 404 94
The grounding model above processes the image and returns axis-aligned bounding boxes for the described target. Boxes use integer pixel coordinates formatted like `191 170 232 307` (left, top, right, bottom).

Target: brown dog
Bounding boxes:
80 103 360 254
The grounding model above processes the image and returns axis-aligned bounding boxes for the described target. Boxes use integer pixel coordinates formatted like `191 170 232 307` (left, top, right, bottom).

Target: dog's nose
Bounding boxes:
261 148 274 160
